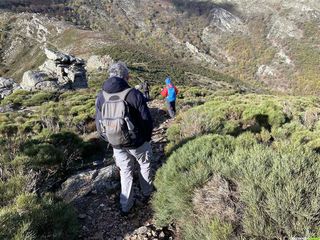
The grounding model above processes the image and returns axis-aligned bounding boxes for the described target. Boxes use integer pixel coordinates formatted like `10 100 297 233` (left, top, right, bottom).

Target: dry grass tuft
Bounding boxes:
192 174 242 225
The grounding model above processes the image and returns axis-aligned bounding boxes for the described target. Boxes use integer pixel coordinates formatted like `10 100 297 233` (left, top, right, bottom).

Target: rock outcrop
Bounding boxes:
0 77 20 99
209 7 247 33
21 48 88 91
21 70 58 91
57 165 120 203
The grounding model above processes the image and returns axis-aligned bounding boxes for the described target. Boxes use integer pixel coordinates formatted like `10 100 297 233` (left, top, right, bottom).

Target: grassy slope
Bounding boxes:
153 94 320 239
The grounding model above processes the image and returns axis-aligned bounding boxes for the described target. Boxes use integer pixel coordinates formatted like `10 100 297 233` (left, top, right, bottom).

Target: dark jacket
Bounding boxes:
95 77 153 149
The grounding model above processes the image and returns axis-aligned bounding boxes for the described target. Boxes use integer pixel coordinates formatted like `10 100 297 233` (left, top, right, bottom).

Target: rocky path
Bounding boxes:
74 100 176 240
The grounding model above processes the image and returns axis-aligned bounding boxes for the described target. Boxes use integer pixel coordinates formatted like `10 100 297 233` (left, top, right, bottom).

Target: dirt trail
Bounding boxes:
75 99 176 240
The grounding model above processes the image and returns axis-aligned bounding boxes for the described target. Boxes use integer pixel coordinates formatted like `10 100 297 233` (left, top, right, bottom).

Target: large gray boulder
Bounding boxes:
57 165 120 203
22 49 88 91
44 48 70 63
39 59 57 75
21 70 58 91
0 77 20 99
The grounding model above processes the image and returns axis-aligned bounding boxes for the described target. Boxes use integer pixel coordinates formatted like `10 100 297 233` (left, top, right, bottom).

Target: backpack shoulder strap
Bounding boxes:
101 88 132 102
117 88 133 101
102 90 111 101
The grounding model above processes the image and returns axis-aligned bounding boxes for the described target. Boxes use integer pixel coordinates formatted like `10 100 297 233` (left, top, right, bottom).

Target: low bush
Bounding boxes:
0 193 78 240
24 92 58 107
0 90 58 108
153 134 320 239
155 94 320 239
167 94 320 148
0 90 31 108
0 131 87 239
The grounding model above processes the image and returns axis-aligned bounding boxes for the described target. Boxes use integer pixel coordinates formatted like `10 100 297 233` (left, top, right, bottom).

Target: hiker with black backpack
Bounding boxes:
141 80 150 101
161 77 179 118
95 62 154 216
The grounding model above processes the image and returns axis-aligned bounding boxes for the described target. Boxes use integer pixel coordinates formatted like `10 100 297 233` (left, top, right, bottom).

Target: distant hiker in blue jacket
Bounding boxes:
161 77 179 118
95 62 154 216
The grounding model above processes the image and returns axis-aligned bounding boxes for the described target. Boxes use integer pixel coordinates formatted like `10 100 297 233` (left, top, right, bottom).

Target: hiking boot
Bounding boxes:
141 195 151 204
136 194 151 205
117 199 136 217
119 209 130 217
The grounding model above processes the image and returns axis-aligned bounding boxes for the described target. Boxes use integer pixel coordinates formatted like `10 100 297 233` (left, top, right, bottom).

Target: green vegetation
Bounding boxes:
153 94 320 239
0 131 83 239
166 94 320 149
0 87 103 239
0 89 97 135
0 193 78 240
96 44 240 88
0 90 58 108
4 45 46 81
223 33 276 83
290 22 320 94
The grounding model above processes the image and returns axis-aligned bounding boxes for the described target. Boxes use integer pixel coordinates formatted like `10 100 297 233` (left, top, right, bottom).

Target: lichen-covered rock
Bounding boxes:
39 59 57 74
21 70 58 90
44 48 70 62
0 77 20 99
21 49 88 91
57 165 120 203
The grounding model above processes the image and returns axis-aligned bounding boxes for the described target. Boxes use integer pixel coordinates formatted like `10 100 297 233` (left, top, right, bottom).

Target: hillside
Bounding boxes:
0 1 320 240
0 0 319 93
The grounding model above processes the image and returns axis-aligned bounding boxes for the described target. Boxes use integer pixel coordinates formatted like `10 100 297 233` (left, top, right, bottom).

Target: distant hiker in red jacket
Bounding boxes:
161 77 179 118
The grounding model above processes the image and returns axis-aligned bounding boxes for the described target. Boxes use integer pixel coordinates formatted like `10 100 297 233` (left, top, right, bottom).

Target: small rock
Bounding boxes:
159 231 165 238
78 214 87 219
135 226 148 235
115 236 123 240
82 226 90 232
88 210 94 215
92 160 103 166
91 190 97 195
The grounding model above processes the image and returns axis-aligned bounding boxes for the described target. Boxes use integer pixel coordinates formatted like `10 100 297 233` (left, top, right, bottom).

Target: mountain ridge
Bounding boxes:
0 0 319 94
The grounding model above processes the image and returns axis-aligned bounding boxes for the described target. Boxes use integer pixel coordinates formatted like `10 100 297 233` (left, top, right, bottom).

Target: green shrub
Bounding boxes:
24 92 58 107
0 176 27 207
153 134 320 239
0 90 30 108
182 217 233 240
0 193 78 240
168 94 320 146
157 94 320 239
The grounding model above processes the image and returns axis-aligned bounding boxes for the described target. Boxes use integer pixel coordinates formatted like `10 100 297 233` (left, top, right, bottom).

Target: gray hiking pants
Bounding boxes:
113 142 153 212
166 100 176 118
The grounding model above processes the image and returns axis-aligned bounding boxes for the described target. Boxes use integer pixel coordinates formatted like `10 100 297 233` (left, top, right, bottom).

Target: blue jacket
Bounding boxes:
95 77 153 149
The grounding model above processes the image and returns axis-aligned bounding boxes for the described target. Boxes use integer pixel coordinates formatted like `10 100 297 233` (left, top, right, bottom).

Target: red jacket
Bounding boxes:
161 84 179 98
